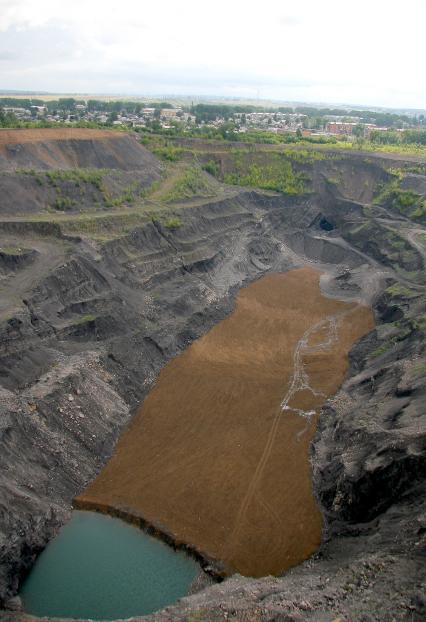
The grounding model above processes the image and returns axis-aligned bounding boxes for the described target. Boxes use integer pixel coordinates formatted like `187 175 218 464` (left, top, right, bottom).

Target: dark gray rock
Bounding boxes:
0 143 425 621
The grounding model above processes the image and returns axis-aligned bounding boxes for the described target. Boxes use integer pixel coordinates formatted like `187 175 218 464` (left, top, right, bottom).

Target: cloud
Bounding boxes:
0 50 19 61
278 15 302 27
0 0 425 108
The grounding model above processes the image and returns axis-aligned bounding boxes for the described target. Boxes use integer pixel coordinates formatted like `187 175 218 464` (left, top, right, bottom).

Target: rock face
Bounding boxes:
0 131 425 621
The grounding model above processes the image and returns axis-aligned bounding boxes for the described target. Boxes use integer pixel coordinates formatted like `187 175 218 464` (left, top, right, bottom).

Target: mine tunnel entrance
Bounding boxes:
319 216 335 231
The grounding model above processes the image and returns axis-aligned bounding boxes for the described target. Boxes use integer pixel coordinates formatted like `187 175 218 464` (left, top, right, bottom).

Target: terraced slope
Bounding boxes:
0 131 425 621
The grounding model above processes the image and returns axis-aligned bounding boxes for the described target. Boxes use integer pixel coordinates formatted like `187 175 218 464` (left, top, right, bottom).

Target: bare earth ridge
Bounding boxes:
0 128 119 145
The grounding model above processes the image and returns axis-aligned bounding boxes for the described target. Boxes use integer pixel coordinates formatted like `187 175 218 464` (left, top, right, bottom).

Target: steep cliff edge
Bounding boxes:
0 132 425 621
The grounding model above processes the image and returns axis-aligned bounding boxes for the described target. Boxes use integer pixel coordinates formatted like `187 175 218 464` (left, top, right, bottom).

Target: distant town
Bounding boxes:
1 98 425 145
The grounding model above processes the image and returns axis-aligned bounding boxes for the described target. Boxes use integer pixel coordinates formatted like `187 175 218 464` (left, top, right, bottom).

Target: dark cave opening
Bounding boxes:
319 217 335 231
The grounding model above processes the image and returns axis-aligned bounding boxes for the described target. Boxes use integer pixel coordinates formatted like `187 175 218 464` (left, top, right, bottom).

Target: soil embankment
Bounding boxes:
0 128 161 172
76 267 374 577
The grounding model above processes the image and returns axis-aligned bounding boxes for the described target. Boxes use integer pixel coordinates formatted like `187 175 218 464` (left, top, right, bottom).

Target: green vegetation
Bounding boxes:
18 168 148 210
161 165 215 202
136 122 426 157
141 123 343 146
104 182 142 207
393 190 420 211
202 160 220 176
19 168 45 185
74 313 96 324
0 246 27 255
21 167 108 189
153 146 185 161
371 313 422 357
374 170 423 218
185 610 207 622
163 216 183 229
191 103 273 122
371 128 426 146
224 152 306 195
412 314 426 330
412 199 426 219
278 148 328 162
413 363 426 377
54 196 77 210
55 211 150 240
371 341 395 358
347 219 423 276
44 168 106 189
385 283 419 298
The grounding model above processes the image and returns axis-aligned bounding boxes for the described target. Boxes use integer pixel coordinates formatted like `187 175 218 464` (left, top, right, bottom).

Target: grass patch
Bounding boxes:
321 140 426 158
74 313 96 324
385 283 419 298
412 314 426 330
19 168 148 210
162 165 215 202
412 199 426 220
224 152 306 194
44 168 108 190
371 341 395 358
18 168 45 185
202 160 220 176
373 169 422 218
54 196 77 211
104 182 143 207
153 145 185 161
163 216 183 229
413 363 426 377
19 209 151 241
185 609 207 622
0 245 27 255
278 148 329 162
393 190 420 212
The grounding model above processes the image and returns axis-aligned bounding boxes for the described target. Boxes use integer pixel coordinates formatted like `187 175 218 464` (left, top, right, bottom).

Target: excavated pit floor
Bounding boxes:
76 267 374 577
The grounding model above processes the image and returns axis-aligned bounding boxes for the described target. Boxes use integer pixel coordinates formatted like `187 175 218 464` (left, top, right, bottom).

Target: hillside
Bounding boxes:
0 130 425 621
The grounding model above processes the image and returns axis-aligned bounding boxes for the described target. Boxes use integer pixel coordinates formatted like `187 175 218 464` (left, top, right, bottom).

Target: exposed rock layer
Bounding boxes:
0 131 425 621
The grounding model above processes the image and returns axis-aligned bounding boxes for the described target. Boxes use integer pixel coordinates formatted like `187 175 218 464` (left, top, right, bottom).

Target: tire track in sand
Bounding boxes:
227 305 359 555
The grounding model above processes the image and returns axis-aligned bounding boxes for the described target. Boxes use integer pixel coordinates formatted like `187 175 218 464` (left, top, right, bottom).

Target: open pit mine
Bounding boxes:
0 129 425 621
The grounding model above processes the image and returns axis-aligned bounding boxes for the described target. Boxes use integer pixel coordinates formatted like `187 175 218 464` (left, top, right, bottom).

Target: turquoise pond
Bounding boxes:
20 511 200 620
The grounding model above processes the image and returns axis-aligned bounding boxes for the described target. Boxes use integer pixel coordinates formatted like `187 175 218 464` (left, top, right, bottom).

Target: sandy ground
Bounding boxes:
76 267 374 577
0 129 120 146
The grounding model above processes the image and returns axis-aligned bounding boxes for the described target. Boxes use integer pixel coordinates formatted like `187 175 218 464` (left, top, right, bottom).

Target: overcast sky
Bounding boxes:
0 0 425 109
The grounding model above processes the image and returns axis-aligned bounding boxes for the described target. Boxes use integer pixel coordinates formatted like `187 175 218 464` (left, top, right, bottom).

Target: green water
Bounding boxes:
20 511 199 620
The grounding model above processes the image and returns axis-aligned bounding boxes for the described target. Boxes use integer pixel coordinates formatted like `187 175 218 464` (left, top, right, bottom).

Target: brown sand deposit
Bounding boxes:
76 267 374 577
0 128 118 145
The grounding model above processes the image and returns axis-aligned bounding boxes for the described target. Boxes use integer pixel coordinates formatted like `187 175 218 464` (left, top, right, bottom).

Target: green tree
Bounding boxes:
353 124 365 139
